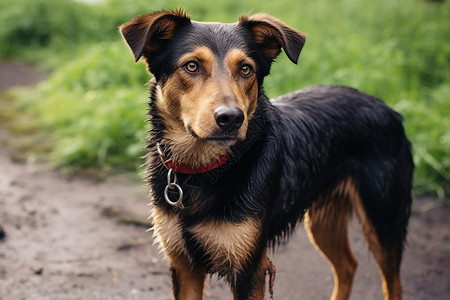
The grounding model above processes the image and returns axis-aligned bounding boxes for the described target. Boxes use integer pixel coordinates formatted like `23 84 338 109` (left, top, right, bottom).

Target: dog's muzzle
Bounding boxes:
198 105 244 146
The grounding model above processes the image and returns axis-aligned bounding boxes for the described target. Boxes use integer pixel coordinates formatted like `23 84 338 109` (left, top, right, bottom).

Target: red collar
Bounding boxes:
157 143 230 174
165 154 230 174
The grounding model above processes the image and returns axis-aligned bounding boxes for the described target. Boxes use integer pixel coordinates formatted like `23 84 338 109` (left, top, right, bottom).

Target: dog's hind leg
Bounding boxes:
351 195 403 300
169 252 206 300
304 184 357 300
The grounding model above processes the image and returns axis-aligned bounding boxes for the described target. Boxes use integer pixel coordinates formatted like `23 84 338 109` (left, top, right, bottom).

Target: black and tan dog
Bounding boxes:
120 9 413 300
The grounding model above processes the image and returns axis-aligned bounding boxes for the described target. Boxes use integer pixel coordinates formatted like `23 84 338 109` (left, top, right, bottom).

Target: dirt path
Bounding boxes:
1 63 449 299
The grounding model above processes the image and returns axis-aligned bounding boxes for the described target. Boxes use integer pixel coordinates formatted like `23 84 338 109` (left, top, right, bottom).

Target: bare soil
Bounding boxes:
0 62 449 299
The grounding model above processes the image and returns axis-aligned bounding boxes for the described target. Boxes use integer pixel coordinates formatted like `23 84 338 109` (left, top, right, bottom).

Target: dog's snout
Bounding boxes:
214 106 244 131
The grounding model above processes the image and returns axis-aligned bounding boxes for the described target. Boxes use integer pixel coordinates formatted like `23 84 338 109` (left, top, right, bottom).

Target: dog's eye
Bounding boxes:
240 65 253 77
185 61 199 73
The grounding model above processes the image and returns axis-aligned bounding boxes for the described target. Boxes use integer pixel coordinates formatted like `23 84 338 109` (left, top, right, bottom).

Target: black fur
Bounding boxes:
122 10 414 299
147 83 413 298
148 84 413 251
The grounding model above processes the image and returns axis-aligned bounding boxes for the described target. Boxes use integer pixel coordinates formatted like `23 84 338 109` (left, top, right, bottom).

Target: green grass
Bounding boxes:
1 0 449 199
8 42 149 170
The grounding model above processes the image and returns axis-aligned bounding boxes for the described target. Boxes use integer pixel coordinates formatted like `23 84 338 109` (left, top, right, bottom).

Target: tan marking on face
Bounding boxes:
155 84 229 168
155 46 259 168
190 218 261 272
224 48 259 123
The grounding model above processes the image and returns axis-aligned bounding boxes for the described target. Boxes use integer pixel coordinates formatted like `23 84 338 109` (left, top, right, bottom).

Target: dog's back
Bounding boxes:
266 85 413 251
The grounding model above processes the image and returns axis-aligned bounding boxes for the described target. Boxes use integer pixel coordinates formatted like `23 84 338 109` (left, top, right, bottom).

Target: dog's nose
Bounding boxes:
214 106 244 131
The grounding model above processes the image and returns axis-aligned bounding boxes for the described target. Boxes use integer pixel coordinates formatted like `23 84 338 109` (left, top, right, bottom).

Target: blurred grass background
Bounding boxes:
0 0 449 201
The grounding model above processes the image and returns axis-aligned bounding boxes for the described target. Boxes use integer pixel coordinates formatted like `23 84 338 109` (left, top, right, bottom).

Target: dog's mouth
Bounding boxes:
188 127 239 147
205 137 238 147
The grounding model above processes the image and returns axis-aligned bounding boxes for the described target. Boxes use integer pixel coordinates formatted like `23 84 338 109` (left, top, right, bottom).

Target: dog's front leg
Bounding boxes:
169 252 206 300
232 253 276 300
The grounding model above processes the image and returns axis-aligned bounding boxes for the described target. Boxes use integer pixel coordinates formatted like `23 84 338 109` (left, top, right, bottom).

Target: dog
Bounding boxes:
120 9 413 300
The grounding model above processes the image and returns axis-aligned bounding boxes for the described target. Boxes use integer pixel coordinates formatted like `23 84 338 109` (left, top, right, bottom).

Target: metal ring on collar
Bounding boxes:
164 183 184 207
167 168 177 187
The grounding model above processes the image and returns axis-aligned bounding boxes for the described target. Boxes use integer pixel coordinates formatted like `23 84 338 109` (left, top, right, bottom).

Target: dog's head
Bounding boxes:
120 9 305 165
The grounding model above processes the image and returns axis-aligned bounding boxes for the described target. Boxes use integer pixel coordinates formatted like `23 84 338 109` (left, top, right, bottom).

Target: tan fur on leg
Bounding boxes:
350 192 402 300
304 180 358 300
169 252 206 300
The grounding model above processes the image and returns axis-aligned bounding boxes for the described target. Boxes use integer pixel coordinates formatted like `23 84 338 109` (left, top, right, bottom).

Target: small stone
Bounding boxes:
32 266 44 275
0 227 6 240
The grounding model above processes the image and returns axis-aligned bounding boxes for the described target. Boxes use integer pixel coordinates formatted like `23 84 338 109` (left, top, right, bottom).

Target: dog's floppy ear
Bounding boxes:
119 9 190 62
239 14 306 64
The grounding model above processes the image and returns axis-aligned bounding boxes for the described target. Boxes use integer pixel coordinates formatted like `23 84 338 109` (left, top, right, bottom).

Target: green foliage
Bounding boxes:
0 0 90 58
397 85 450 199
11 42 149 170
0 0 154 60
1 0 449 198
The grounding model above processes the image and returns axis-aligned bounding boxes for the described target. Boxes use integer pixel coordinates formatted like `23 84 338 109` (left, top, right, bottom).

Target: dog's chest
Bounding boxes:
151 206 261 271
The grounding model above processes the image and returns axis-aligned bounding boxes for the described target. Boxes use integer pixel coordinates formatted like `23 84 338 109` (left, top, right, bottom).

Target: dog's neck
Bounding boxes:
157 142 231 174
